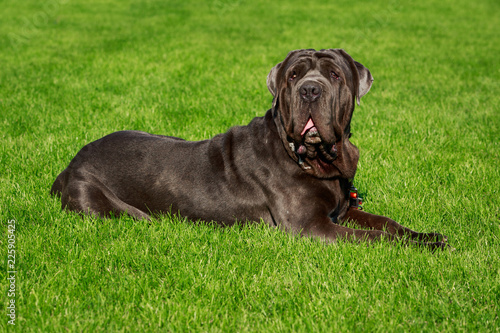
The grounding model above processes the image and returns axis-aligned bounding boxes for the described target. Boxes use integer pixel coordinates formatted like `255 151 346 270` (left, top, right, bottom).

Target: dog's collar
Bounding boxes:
349 186 363 210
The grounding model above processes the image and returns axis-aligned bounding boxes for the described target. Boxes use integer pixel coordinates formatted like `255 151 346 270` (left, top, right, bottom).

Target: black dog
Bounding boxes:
51 49 450 250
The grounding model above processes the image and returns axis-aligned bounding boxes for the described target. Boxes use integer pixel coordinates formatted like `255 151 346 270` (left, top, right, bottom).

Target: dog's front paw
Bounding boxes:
418 232 448 243
425 241 455 252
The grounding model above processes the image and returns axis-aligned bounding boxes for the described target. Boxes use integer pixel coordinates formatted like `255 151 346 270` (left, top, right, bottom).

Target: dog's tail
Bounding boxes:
50 168 68 197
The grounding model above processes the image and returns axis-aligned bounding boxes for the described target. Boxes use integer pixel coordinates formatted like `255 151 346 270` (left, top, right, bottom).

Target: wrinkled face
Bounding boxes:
267 49 373 179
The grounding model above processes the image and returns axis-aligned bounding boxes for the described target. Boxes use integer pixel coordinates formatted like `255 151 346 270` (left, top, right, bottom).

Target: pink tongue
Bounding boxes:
300 118 315 136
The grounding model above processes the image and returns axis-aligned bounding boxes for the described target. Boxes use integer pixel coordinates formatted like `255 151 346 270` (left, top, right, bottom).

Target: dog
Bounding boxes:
51 49 450 250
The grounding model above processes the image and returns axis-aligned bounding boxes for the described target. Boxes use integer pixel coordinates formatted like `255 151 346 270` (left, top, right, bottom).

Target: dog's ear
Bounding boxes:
354 61 374 105
267 49 305 97
337 49 374 105
266 61 282 98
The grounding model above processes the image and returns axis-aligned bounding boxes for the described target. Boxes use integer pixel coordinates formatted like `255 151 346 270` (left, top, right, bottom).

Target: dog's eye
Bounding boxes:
289 72 297 81
331 71 340 80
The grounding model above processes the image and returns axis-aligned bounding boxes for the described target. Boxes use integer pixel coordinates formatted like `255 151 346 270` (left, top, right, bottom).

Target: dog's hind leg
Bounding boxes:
50 168 69 197
61 172 151 220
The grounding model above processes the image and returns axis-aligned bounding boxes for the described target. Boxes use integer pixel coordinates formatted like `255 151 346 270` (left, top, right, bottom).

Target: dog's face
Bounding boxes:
267 49 373 179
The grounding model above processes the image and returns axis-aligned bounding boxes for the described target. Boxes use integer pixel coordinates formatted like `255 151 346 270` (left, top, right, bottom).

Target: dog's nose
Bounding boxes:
299 83 322 102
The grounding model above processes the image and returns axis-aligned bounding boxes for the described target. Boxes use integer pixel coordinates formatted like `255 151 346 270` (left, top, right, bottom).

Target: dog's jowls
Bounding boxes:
51 49 451 250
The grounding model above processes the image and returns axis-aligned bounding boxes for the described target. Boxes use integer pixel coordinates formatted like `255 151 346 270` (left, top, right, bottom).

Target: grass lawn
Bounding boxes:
1 0 499 331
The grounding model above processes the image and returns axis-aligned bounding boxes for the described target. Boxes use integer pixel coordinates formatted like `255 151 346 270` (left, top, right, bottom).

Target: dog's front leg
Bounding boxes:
343 208 448 243
304 216 449 251
304 216 396 243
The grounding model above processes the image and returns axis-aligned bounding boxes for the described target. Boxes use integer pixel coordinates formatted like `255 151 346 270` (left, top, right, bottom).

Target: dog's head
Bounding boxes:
267 49 373 179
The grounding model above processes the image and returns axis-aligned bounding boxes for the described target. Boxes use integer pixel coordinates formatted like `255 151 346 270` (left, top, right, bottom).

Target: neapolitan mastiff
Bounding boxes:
51 49 450 250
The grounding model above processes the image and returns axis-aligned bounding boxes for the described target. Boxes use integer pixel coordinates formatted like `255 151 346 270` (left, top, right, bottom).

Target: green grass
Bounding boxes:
1 0 499 331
